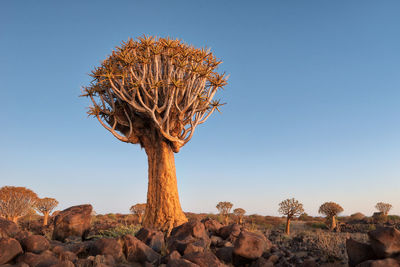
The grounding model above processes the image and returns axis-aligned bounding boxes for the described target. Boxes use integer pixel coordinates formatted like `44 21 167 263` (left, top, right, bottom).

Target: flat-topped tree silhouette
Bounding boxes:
278 198 304 235
82 36 227 231
130 203 146 224
375 202 392 216
35 197 59 226
318 202 343 231
233 208 246 224
0 186 38 223
216 201 233 225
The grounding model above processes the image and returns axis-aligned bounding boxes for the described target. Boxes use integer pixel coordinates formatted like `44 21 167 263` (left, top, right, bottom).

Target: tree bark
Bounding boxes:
285 217 291 235
330 216 336 230
43 212 49 226
142 139 187 232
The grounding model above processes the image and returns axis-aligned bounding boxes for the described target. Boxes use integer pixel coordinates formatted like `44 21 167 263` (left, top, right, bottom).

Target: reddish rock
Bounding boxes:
250 257 274 267
166 250 181 262
217 224 241 240
183 241 205 255
368 227 400 258
49 261 75 267
135 228 165 253
215 247 233 263
21 235 50 254
183 251 227 267
201 218 223 235
356 258 400 267
89 238 124 261
167 221 210 254
122 234 160 264
52 205 92 242
0 238 23 264
233 231 267 260
14 231 31 243
0 218 19 239
16 251 58 267
167 258 200 267
346 238 376 267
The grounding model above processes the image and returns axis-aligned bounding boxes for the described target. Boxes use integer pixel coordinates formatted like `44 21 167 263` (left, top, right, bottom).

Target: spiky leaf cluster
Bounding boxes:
233 208 246 217
35 197 58 214
375 202 392 215
130 203 146 216
278 198 304 219
216 201 233 215
0 186 38 219
82 35 227 152
318 202 343 218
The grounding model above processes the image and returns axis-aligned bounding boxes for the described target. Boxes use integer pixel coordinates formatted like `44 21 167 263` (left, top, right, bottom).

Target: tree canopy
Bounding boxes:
278 198 304 219
0 186 38 222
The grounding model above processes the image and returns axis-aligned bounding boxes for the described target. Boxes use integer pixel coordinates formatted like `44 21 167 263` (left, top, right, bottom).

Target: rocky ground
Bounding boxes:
1 205 400 267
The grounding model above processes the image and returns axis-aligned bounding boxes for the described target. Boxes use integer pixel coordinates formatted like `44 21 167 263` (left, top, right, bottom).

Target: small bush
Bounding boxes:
306 222 327 230
91 225 141 239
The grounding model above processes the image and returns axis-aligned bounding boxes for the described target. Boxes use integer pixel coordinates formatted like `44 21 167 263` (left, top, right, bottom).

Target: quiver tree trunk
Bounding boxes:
330 216 336 230
285 217 291 235
143 139 187 232
43 212 49 226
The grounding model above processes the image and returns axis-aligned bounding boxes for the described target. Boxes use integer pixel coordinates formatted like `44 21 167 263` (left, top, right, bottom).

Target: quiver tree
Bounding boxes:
233 208 246 224
375 202 392 216
34 197 59 226
278 198 304 235
0 186 38 223
318 202 343 231
130 203 146 224
82 36 227 232
216 201 233 225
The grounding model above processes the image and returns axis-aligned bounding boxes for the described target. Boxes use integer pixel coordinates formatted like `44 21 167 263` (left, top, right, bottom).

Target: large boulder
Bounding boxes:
0 238 23 264
182 251 227 267
346 238 376 267
356 258 400 267
201 218 223 236
89 238 124 261
0 218 20 238
217 224 241 241
368 227 400 258
121 234 160 264
233 231 268 260
135 228 165 253
167 221 210 255
52 205 92 242
21 235 50 254
16 251 59 267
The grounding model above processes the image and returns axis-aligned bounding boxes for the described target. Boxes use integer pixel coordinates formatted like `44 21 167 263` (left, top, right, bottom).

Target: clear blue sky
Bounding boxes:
1 1 399 216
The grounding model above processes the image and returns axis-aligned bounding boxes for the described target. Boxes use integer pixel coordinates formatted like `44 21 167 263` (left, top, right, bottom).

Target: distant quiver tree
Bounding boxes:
82 36 227 231
216 201 233 225
233 208 246 224
130 203 146 224
0 186 38 223
35 197 59 226
318 202 343 231
375 202 392 216
278 198 304 235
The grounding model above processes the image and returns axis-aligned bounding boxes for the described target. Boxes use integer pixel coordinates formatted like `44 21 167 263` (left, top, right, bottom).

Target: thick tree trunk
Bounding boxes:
330 216 336 230
138 214 143 224
142 140 187 232
285 217 291 235
43 212 49 226
12 216 18 223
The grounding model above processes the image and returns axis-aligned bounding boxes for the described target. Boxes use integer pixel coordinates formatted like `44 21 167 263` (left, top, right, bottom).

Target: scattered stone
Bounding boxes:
217 224 241 240
0 218 19 239
122 234 160 264
0 238 23 265
16 251 58 267
135 228 165 253
250 257 274 267
183 251 226 267
167 258 200 267
356 258 400 267
89 238 124 261
210 236 223 247
201 218 223 235
52 205 92 242
215 247 233 263
21 235 50 254
233 231 267 260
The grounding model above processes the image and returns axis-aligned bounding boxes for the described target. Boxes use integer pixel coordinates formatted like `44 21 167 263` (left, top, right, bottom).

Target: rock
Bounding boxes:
201 218 223 235
0 218 19 238
167 258 200 267
58 251 77 262
49 261 75 267
217 224 241 241
0 238 23 264
135 228 165 253
16 251 58 267
89 238 124 261
52 204 92 242
121 234 160 264
21 235 50 254
165 250 181 262
301 259 318 267
250 257 274 267
215 247 233 263
267 254 279 264
356 258 400 267
167 221 210 255
183 251 226 267
14 231 31 243
368 227 400 258
346 238 376 267
210 236 223 247
233 231 267 260
183 241 205 255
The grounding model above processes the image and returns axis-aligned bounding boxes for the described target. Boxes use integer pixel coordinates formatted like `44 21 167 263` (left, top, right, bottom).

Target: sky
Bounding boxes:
1 1 399 217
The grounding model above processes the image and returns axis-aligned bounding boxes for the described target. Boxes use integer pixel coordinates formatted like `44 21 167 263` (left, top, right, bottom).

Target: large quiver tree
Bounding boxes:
0 186 38 223
35 197 59 226
82 36 227 231
318 202 343 231
278 198 304 235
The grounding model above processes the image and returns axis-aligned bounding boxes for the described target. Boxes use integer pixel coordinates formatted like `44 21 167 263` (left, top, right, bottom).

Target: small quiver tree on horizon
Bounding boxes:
82 36 228 232
278 198 304 235
0 186 38 223
318 202 343 231
216 201 233 225
375 202 392 216
34 197 59 226
233 208 246 224
130 203 146 224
